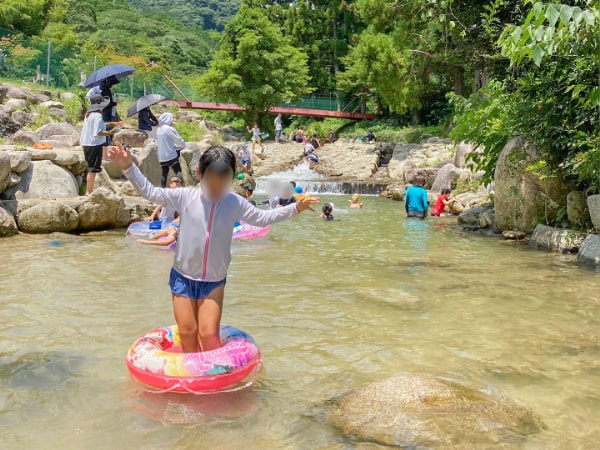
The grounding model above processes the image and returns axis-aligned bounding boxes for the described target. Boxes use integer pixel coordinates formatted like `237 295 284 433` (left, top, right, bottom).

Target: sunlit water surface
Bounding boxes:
1 196 598 449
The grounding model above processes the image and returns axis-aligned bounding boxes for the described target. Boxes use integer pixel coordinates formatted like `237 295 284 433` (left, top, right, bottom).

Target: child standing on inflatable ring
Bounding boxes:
109 142 320 353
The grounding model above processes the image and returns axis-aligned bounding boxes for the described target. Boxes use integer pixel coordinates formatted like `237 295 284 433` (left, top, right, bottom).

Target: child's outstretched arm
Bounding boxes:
238 195 320 227
108 142 188 213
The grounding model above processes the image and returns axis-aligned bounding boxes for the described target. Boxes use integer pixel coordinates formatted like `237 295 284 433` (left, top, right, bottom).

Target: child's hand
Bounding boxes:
108 141 133 170
296 196 320 213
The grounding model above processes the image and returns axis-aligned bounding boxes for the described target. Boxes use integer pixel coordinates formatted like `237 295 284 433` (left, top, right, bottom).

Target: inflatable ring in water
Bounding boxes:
127 220 175 237
125 325 261 394
233 222 270 240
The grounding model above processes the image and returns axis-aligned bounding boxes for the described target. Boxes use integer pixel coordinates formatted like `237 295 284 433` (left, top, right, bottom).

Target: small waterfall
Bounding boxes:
255 162 387 196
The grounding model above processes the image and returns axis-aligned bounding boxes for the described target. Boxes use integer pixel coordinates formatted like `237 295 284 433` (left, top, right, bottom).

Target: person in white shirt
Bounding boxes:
156 113 185 187
246 123 264 154
80 94 117 195
274 113 283 144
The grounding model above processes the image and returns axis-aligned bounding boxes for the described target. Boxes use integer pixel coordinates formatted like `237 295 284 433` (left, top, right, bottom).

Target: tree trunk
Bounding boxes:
453 66 464 96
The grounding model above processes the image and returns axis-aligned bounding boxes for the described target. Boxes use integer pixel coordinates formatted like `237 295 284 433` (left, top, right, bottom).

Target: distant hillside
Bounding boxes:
128 0 242 31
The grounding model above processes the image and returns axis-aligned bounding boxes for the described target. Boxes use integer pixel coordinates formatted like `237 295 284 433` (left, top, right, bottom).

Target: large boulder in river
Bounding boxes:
430 163 462 193
577 234 600 265
134 140 161 186
529 224 588 253
74 188 130 231
1 160 78 200
113 128 148 148
586 194 600 232
494 137 570 233
18 201 79 233
0 153 11 192
0 206 18 236
329 374 545 448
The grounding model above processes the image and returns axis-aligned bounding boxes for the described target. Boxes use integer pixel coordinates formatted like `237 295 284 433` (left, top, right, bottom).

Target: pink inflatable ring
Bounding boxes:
126 325 261 394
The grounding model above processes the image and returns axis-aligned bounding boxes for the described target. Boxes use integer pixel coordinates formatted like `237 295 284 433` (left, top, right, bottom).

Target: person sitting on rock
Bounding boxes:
366 130 376 143
349 194 363 209
405 174 429 219
431 188 460 217
137 218 180 247
147 176 182 222
310 133 323 149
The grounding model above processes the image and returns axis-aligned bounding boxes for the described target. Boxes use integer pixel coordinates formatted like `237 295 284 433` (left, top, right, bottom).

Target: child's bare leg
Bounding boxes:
173 294 201 353
197 284 224 351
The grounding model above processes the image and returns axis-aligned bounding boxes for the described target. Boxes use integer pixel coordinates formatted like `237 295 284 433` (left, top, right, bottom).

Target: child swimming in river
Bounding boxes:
321 203 334 221
349 194 363 209
109 142 319 353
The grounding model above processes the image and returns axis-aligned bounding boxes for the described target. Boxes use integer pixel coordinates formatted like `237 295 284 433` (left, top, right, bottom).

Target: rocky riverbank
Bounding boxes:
1 81 599 264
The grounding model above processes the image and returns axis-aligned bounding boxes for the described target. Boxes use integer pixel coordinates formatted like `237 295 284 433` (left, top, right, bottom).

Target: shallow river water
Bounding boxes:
1 196 599 449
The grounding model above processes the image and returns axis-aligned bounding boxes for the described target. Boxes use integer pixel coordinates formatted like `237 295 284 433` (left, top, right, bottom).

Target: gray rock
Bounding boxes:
0 112 22 137
52 150 82 167
39 100 65 110
36 122 80 141
113 129 148 148
114 181 139 197
329 374 545 448
30 150 57 161
3 98 29 112
18 201 79 233
47 134 79 147
587 195 600 232
529 224 587 253
9 130 38 146
577 234 600 265
75 188 131 231
11 110 33 126
59 92 78 101
123 196 154 222
5 150 32 173
176 110 203 122
134 140 161 186
0 153 11 192
8 173 21 188
431 163 462 193
0 84 30 101
454 141 474 168
102 160 123 179
566 191 589 228
503 230 526 240
458 206 492 228
0 206 18 236
494 136 570 233
91 168 117 193
2 160 78 200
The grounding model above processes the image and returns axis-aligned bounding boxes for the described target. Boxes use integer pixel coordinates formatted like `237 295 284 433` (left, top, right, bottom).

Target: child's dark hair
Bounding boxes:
198 146 236 179
322 203 333 214
290 181 297 188
441 188 451 195
413 174 426 187
245 187 254 195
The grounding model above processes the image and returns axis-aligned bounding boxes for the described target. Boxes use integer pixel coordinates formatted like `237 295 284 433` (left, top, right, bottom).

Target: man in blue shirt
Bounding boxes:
405 174 429 219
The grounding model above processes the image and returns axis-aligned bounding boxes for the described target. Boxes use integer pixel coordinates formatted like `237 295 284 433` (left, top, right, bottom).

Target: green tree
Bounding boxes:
197 3 311 122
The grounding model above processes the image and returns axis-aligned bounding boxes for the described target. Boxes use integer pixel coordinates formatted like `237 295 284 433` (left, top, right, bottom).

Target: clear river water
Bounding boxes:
1 195 599 449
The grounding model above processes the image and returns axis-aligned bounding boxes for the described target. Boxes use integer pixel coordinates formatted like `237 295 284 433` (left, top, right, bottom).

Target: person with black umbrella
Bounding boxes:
80 94 119 195
100 76 121 144
138 107 158 140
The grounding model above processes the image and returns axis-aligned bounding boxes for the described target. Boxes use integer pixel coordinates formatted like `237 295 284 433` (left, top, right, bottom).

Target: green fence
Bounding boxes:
0 27 358 112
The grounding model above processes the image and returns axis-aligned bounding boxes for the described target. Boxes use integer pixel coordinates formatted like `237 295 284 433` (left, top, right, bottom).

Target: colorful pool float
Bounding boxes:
125 325 262 394
233 222 270 240
127 220 175 236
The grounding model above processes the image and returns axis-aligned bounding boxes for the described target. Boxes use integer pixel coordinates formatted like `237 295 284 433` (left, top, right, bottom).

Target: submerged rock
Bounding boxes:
329 374 545 448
